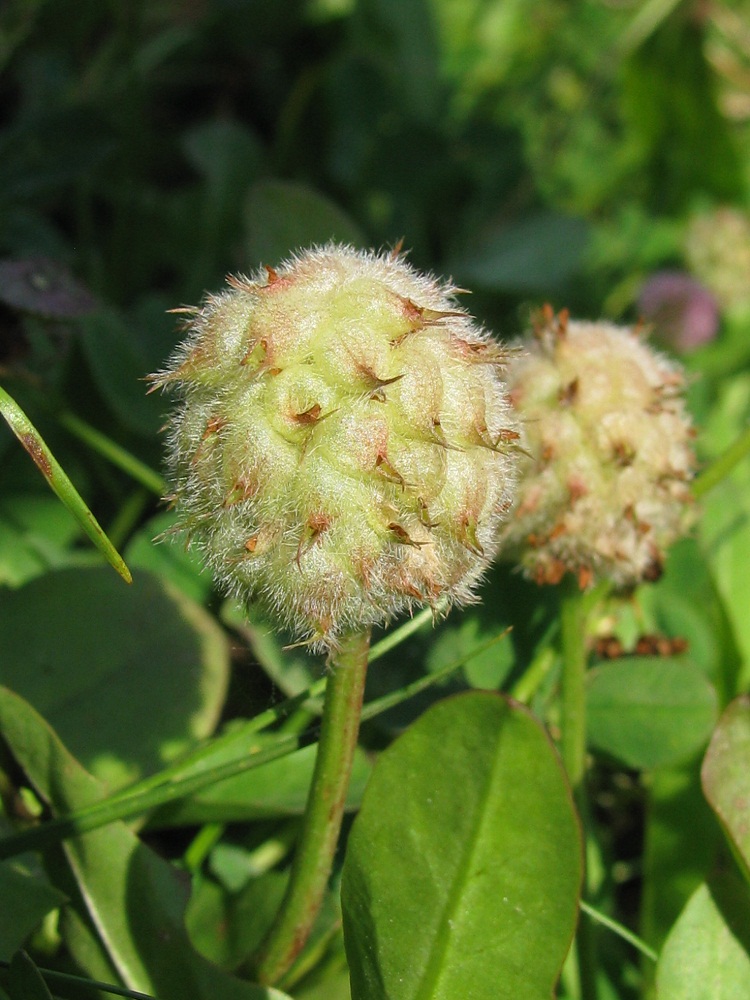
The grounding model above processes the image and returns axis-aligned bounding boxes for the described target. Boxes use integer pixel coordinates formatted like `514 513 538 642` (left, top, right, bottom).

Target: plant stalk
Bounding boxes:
251 628 371 985
559 578 596 1000
559 580 587 792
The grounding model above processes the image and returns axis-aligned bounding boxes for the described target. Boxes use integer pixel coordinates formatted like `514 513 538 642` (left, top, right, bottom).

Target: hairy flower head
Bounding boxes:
499 311 696 589
151 245 520 651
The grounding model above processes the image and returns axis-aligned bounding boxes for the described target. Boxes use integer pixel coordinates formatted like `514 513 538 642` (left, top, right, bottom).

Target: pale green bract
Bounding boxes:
151 244 520 651
500 313 696 589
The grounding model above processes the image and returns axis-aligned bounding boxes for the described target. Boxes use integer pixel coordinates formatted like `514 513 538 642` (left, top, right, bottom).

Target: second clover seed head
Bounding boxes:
499 310 697 590
151 244 521 652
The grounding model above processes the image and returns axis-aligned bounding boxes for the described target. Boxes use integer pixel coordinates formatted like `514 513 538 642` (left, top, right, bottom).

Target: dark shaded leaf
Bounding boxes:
6 952 53 1000
0 686 292 1000
0 858 67 961
0 567 229 788
0 258 96 318
245 181 365 268
446 211 589 293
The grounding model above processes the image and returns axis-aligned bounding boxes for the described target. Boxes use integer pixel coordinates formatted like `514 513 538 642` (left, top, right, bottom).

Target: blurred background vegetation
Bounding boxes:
4 0 750 745
2 0 750 772
2 0 750 456
3 3 750 995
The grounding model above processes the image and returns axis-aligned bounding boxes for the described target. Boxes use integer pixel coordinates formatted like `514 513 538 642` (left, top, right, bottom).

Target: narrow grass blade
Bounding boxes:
0 386 132 583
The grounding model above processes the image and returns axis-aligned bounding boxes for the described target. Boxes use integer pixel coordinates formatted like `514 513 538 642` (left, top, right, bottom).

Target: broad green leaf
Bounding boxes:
341 691 582 1000
368 564 557 734
586 658 718 769
656 877 750 1000
621 15 743 211
222 600 321 698
699 374 750 693
5 952 53 1000
149 737 371 826
640 762 720 951
125 511 213 605
244 180 365 268
446 211 589 293
0 494 82 587
183 118 263 193
0 686 291 1000
351 0 442 122
639 536 743 702
0 567 230 788
186 871 289 970
57 903 123 997
427 614 512 689
181 118 264 285
77 308 165 438
423 564 519 691
0 387 131 583
702 696 750 882
0 858 67 961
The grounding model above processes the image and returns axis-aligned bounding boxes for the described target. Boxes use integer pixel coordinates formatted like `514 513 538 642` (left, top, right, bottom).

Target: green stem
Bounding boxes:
559 579 597 1000
559 580 587 793
251 629 371 986
0 627 508 862
691 424 750 499
58 411 166 496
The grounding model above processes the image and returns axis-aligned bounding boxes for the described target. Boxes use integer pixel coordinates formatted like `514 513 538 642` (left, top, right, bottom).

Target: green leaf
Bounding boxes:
125 511 213 605
149 737 371 826
446 211 589 293
77 308 165 438
0 387 131 583
655 876 750 1000
0 567 230 788
6 952 53 1000
244 180 365 268
640 762 720 950
586 658 718 769
698 374 750 694
181 118 264 284
702 696 750 883
0 494 83 587
621 13 743 211
423 565 517 691
0 858 67 961
0 686 292 1000
295 965 351 1000
222 601 321 698
425 613 513 690
186 871 289 971
183 118 263 194
639 537 744 704
341 691 582 1000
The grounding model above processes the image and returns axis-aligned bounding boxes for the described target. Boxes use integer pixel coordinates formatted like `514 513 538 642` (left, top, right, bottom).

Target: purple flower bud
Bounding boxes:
638 271 718 352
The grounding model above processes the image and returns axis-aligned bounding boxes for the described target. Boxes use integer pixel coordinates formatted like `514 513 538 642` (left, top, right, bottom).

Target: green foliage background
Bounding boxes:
2 1 750 998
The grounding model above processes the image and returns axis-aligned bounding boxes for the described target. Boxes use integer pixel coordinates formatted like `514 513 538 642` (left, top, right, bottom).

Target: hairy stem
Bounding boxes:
559 579 596 1000
560 580 587 792
252 628 371 985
